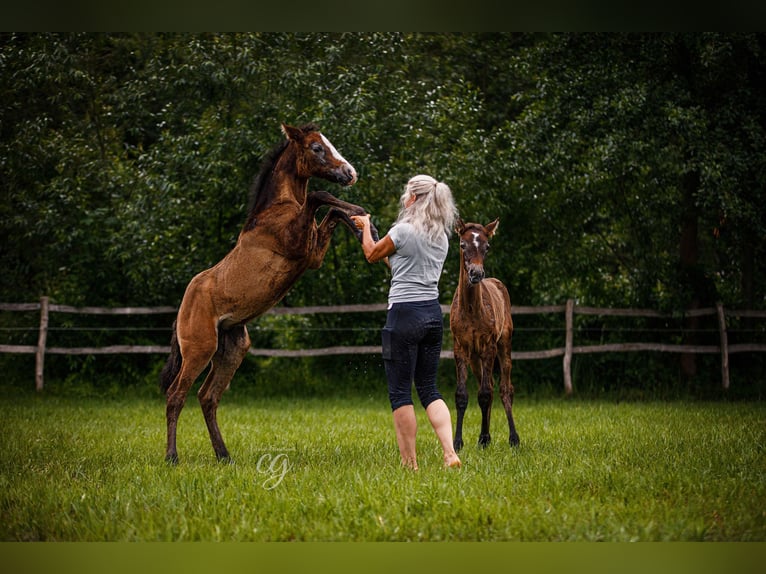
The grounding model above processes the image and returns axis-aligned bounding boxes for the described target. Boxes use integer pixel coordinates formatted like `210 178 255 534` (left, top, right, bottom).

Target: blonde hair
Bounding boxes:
394 174 458 244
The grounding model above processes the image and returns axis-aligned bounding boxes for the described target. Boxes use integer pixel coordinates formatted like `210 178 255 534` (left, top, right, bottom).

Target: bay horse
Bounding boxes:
160 123 377 463
450 218 519 450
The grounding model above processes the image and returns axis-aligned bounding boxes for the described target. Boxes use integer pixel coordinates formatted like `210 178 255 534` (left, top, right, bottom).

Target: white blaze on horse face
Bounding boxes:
320 134 357 184
472 232 481 252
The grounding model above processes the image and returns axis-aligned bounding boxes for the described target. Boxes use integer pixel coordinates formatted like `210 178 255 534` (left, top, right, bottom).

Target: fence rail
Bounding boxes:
2 297 765 393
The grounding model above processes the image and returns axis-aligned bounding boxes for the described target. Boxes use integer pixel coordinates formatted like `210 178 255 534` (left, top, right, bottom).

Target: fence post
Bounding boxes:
716 302 730 390
563 299 574 395
35 296 49 392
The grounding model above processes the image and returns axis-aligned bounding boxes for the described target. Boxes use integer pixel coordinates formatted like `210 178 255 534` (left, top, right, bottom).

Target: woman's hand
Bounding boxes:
350 213 395 265
351 214 370 230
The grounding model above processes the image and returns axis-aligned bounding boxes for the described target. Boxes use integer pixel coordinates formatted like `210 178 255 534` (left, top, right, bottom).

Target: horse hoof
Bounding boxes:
453 439 464 452
509 434 520 447
478 435 491 448
165 454 179 465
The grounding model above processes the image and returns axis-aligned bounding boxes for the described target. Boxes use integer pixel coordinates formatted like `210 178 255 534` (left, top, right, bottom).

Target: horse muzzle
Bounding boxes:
338 165 357 186
467 266 485 284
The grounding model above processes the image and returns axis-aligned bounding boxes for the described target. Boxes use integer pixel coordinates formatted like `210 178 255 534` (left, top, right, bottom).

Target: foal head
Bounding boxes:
456 218 499 285
281 123 357 186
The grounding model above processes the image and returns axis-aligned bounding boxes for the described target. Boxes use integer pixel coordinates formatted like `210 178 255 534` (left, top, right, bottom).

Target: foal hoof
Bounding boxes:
165 454 179 465
478 435 491 448
509 433 520 447
453 438 464 452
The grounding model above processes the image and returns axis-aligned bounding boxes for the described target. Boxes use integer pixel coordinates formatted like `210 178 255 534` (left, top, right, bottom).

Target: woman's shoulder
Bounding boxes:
388 222 415 250
391 221 414 233
389 221 415 239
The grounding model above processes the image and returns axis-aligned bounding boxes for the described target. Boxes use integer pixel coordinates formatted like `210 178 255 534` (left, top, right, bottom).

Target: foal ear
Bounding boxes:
281 123 303 142
485 218 500 238
455 218 466 235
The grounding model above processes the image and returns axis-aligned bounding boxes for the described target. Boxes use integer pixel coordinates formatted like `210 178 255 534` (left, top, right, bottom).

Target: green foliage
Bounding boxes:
1 33 765 392
470 33 766 387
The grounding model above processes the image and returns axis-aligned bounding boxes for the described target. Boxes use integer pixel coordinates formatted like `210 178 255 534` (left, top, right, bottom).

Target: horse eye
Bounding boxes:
310 143 324 154
460 241 466 249
486 243 490 250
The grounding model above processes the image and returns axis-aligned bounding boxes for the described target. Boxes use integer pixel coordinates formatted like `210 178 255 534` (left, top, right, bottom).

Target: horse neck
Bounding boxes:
457 259 484 311
272 147 308 204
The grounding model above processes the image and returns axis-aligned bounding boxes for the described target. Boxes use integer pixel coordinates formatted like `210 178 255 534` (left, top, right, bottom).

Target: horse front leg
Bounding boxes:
307 207 379 270
198 325 250 462
476 354 495 448
322 206 381 244
307 191 380 242
306 208 343 269
453 347 469 452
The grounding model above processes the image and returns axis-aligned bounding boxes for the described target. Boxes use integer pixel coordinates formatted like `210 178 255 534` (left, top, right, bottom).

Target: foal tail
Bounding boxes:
160 320 181 395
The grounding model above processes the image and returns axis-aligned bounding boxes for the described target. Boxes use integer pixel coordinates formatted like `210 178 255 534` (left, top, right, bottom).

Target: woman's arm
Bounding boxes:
351 215 396 264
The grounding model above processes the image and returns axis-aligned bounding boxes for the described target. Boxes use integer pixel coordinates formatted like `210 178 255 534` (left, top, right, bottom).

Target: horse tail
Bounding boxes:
160 320 181 394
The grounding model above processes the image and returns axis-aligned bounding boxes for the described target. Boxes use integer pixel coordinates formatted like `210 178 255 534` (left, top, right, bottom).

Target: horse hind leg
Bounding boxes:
198 325 250 462
498 338 520 447
165 345 215 464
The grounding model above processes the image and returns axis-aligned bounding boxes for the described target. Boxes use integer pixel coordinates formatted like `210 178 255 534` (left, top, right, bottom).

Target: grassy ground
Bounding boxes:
1 392 764 541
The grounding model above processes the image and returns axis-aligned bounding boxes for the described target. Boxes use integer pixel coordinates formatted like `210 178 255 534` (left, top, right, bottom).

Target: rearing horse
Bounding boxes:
450 218 519 450
160 123 376 463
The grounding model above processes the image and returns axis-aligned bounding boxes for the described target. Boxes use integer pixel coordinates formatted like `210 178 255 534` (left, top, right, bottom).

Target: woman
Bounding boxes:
351 174 462 470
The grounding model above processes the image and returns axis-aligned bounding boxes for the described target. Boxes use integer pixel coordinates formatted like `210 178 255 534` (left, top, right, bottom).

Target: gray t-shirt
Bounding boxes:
387 222 449 305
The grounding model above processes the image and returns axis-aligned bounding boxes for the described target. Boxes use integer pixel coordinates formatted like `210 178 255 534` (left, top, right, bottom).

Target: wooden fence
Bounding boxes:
1 297 765 393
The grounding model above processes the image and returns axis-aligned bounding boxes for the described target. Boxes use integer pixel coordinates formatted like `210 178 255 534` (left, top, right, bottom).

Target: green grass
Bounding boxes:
1 392 764 541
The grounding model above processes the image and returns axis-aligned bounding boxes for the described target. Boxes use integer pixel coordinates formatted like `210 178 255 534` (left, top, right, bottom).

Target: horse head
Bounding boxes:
281 123 357 186
456 218 499 285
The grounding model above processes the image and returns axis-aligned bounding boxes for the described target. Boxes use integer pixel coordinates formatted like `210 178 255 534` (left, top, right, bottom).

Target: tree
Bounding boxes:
1 33 763 390
494 34 765 306
494 33 766 378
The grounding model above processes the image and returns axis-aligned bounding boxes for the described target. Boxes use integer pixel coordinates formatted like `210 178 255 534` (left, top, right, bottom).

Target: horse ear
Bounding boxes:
485 218 500 238
455 218 465 235
281 123 303 142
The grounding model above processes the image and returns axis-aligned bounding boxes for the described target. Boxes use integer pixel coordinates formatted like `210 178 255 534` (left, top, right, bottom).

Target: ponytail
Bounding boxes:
395 175 458 243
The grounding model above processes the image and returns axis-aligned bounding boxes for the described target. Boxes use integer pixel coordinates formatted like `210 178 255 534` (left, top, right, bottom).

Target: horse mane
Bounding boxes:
243 123 321 232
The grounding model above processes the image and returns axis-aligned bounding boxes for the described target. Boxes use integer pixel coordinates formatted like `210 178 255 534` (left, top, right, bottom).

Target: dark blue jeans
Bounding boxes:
382 299 444 411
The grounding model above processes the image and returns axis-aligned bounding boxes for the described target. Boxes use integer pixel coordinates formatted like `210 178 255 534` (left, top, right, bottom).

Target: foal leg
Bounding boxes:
326 207 380 243
165 335 216 464
309 192 380 240
198 325 250 462
498 337 520 446
307 208 343 269
453 348 469 452
476 354 495 448
307 207 380 271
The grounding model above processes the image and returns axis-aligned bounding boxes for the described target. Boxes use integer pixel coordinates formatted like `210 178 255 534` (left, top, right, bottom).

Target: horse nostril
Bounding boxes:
469 269 484 284
341 165 357 186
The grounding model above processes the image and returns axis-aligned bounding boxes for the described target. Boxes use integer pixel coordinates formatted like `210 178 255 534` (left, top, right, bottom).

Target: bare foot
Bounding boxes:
444 454 462 469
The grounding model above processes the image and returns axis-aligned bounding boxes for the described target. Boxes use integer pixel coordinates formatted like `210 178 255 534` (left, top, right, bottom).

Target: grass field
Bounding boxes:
1 391 764 541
